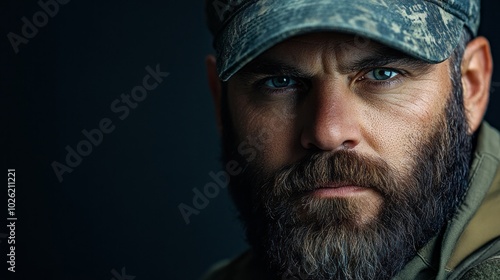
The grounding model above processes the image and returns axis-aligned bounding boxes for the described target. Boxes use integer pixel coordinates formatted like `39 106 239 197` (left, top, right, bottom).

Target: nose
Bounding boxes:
300 83 362 151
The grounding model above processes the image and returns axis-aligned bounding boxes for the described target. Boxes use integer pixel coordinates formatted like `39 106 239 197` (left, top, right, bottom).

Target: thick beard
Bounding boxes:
220 83 472 279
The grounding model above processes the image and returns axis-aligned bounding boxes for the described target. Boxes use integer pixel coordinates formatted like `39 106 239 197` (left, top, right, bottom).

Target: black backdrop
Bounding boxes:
2 1 499 279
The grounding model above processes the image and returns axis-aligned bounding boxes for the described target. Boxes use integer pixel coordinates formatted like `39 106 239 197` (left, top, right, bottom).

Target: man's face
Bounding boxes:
221 32 472 279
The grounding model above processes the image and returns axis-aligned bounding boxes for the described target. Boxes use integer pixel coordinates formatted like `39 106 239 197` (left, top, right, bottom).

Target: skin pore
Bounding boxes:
206 32 492 279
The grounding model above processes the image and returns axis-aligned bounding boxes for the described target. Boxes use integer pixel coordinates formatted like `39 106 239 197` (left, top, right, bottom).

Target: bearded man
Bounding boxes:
202 0 500 279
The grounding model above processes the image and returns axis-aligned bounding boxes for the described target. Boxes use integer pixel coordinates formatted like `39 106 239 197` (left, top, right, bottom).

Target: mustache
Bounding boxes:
259 150 401 199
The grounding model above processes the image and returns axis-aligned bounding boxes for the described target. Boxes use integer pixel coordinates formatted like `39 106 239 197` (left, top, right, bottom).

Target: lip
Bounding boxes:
312 183 370 198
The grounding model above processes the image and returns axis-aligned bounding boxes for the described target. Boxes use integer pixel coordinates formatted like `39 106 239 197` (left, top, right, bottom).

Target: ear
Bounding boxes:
461 36 493 134
205 55 223 134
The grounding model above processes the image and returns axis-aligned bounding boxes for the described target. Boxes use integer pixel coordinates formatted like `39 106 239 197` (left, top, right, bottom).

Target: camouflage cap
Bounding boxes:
206 0 480 81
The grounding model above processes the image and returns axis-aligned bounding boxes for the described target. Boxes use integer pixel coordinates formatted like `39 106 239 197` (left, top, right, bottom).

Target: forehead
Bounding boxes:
255 32 411 63
235 32 431 77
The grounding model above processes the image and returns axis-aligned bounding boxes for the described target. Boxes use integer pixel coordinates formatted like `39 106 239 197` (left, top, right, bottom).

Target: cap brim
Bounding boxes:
216 0 465 81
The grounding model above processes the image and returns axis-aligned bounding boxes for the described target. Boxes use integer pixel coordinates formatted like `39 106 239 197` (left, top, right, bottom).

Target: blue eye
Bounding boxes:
366 68 399 81
264 76 298 88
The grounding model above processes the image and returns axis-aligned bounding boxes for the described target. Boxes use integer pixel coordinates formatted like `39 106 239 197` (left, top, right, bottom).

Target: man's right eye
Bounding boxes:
263 76 299 88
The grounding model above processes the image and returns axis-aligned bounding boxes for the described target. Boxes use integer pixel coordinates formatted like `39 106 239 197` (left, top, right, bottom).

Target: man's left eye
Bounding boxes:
264 76 299 88
365 68 399 81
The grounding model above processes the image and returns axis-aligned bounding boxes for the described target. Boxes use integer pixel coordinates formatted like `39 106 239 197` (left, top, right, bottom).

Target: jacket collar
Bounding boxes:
395 122 500 279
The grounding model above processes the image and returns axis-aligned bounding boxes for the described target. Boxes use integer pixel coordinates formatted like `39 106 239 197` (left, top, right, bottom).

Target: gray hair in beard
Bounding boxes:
220 29 473 280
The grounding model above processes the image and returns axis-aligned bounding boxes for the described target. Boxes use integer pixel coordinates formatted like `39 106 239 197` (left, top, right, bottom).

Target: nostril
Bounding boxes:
341 140 357 150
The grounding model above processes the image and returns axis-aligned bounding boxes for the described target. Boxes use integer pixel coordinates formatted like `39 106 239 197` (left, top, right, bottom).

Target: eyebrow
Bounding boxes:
338 47 433 74
237 59 314 79
236 46 433 79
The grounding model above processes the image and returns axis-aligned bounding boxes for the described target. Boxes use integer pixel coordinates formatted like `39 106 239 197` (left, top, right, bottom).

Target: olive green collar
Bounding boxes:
395 122 500 280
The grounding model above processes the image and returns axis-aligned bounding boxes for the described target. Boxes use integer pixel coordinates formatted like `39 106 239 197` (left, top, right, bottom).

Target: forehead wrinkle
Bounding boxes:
238 33 433 79
236 56 315 79
335 44 392 71
321 39 348 75
277 34 407 75
279 34 356 75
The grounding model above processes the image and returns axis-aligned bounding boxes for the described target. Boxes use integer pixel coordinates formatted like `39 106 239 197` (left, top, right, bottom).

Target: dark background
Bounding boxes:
2 1 499 279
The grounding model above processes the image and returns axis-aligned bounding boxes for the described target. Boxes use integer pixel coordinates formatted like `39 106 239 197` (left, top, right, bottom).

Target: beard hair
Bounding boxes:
220 75 472 279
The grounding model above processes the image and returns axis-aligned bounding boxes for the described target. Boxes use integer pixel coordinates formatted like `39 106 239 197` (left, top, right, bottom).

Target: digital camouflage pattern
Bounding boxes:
205 0 480 81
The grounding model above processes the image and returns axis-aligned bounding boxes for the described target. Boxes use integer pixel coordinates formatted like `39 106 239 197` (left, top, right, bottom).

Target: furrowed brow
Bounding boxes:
236 58 313 79
339 48 433 74
235 47 433 80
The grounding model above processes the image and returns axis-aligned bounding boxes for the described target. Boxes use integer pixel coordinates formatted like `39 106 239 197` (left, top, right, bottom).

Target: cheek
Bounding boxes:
228 93 300 169
362 83 450 169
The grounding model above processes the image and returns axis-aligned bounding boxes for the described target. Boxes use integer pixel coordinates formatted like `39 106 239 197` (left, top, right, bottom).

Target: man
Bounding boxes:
203 0 500 279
